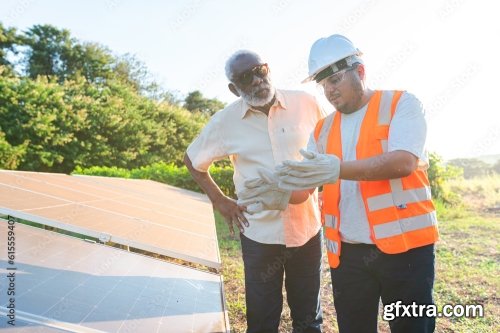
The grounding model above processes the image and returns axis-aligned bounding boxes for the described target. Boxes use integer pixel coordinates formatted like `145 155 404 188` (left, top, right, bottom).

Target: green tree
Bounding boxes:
183 90 226 115
0 74 87 171
4 23 178 96
113 53 156 94
0 131 27 169
70 42 114 83
428 153 463 204
22 24 115 83
447 158 492 178
0 23 208 173
0 72 208 172
0 23 20 74
159 90 182 106
23 24 73 79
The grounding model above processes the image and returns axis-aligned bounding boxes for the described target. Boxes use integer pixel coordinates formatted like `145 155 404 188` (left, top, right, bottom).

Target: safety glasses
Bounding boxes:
235 63 269 86
318 67 355 88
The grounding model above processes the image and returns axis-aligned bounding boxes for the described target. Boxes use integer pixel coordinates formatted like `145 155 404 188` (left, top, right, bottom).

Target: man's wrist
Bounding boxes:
211 191 228 207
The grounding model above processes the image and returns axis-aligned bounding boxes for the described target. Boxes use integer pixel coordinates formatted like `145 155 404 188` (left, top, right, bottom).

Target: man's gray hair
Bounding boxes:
225 50 262 82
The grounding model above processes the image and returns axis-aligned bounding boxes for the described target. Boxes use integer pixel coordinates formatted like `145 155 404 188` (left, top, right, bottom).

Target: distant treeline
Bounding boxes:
446 157 500 179
0 23 225 173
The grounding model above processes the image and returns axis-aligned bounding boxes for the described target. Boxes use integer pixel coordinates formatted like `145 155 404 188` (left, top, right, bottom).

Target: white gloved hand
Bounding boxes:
237 168 292 214
276 149 341 190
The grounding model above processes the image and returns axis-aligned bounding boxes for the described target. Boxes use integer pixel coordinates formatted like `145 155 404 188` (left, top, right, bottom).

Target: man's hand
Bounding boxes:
276 149 341 190
237 168 292 214
214 195 249 237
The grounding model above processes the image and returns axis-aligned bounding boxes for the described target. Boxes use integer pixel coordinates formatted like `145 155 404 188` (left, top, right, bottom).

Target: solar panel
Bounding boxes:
0 221 229 332
0 319 68 332
0 171 220 269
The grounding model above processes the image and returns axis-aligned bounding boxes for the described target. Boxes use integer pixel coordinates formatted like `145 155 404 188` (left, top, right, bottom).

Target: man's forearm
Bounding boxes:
339 150 418 181
184 153 225 204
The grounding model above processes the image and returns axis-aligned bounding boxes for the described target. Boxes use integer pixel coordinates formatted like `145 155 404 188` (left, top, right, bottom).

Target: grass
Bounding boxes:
446 174 500 212
215 207 500 333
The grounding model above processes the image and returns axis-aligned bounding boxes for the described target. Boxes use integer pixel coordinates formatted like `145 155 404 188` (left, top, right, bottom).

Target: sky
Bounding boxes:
1 0 498 160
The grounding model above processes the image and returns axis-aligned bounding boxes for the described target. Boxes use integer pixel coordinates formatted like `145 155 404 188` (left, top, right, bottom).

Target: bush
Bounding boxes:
446 174 500 211
0 130 27 169
73 165 131 178
73 162 236 198
433 198 469 220
428 153 463 205
0 74 208 173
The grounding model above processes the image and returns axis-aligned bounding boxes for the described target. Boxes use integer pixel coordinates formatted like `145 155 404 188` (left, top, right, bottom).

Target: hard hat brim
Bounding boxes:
301 63 333 84
301 76 314 84
302 53 363 84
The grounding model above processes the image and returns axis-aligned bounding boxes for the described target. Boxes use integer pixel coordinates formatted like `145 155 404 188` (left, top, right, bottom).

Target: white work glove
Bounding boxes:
237 168 292 214
276 149 341 190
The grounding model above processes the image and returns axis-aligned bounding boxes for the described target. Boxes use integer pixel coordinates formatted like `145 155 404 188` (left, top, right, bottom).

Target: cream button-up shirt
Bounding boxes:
187 89 327 246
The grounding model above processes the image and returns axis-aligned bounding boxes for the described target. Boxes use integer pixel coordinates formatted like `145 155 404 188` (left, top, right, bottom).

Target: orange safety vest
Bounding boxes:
314 90 439 268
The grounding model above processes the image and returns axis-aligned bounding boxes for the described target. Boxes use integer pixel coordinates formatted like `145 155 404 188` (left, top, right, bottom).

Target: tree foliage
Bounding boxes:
183 90 226 115
23 24 74 79
428 153 463 204
0 73 207 172
20 24 116 84
447 158 493 179
0 130 26 169
0 22 215 173
0 23 20 74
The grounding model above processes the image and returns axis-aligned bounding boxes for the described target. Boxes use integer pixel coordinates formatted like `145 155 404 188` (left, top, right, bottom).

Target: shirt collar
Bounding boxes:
240 90 287 119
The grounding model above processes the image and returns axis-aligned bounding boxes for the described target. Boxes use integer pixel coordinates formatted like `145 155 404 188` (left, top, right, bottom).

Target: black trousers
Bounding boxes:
240 231 323 333
330 242 435 333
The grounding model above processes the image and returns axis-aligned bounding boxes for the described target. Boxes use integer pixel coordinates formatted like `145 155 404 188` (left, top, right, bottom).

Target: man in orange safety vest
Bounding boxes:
274 34 439 332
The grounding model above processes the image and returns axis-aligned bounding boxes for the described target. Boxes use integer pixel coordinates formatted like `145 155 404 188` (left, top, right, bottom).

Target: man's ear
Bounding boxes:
357 64 366 80
228 83 240 97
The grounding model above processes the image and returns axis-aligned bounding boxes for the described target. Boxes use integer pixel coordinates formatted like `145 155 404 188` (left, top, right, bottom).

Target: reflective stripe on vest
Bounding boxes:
316 114 334 154
367 186 432 211
373 210 437 239
325 238 339 254
378 90 397 125
377 91 396 152
324 214 338 229
324 214 340 254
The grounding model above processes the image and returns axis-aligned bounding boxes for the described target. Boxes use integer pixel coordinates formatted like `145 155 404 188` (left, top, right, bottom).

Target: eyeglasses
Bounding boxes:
319 67 355 88
234 63 269 86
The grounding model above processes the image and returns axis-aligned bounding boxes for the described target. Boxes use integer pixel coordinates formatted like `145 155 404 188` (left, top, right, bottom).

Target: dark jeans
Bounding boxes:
330 242 435 333
240 231 323 333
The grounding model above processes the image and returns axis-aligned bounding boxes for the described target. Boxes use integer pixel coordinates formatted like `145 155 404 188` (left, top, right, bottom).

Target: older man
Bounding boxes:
184 50 326 333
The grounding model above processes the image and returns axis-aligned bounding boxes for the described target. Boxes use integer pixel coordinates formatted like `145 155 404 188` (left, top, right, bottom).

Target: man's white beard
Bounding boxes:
239 85 276 107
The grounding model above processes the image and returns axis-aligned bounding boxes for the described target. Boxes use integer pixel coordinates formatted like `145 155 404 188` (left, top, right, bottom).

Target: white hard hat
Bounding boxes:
303 34 363 83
